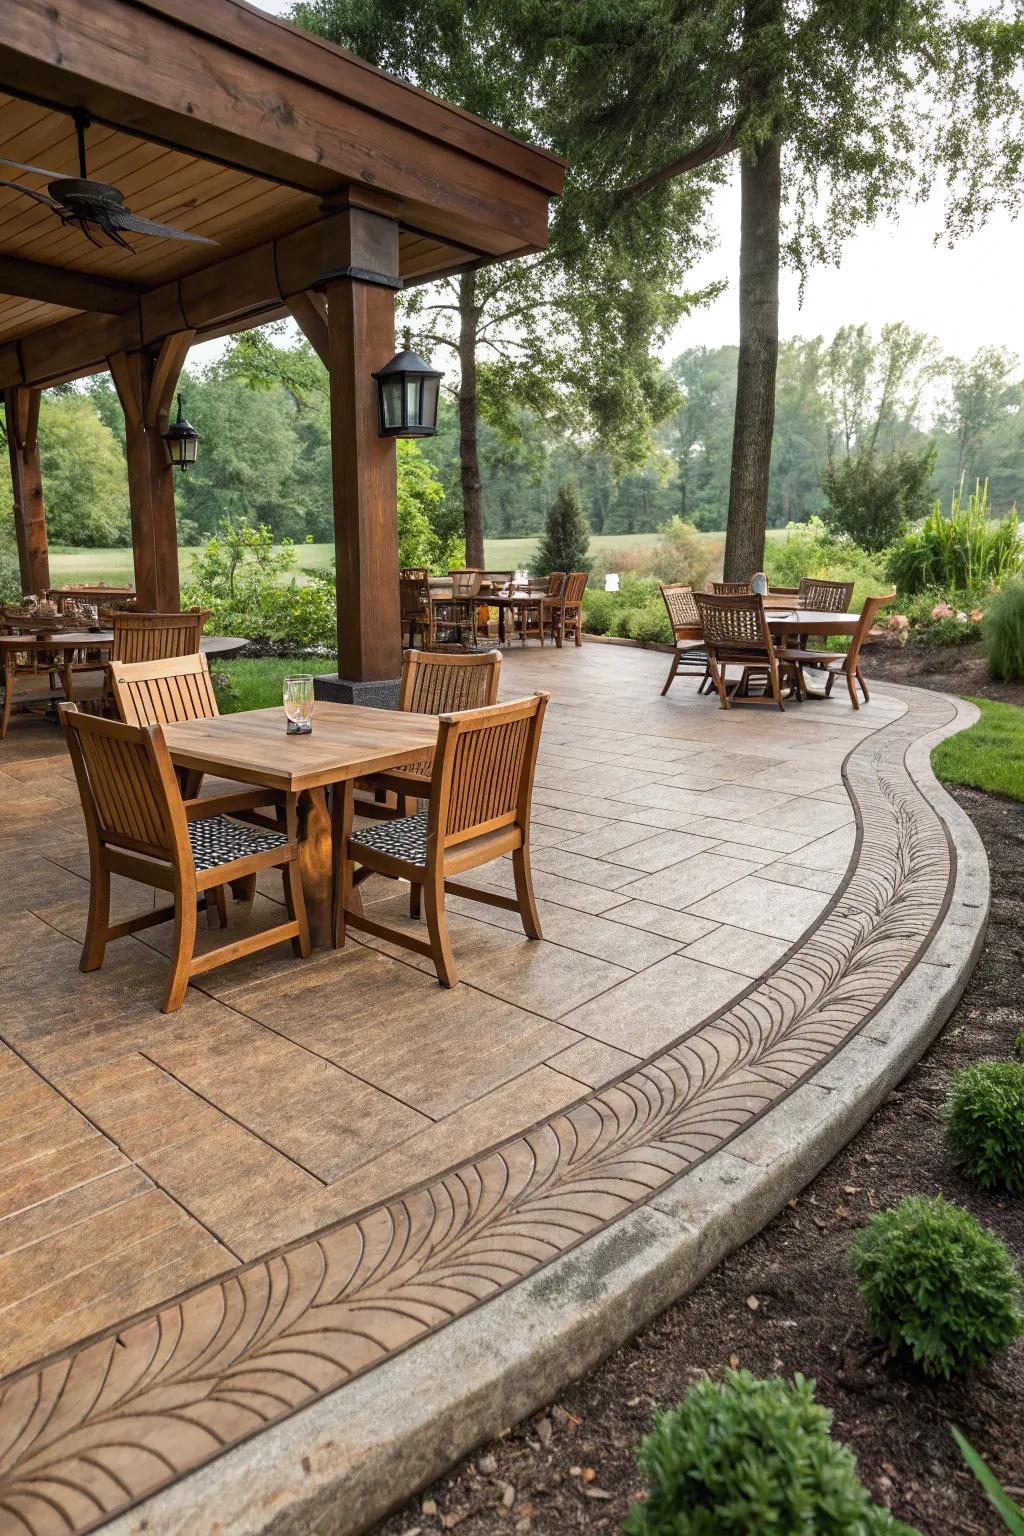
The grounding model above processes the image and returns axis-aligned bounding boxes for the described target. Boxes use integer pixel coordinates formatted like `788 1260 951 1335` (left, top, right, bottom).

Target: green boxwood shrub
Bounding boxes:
625 1370 917 1536
944 1061 1024 1194
984 579 1024 682
624 599 673 645
581 588 617 635
1015 1029 1024 1062
850 1195 1024 1377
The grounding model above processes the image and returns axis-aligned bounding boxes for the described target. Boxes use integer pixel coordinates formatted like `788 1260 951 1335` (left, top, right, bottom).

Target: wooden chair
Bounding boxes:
429 569 482 646
693 591 795 711
1 642 63 738
356 649 501 819
776 592 896 710
399 568 433 649
797 577 854 612
712 580 752 596
112 609 209 663
543 571 588 647
342 693 549 987
58 704 310 1013
659 584 712 696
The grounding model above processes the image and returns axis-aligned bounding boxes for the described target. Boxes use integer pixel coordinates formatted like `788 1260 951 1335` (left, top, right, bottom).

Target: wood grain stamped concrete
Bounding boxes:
0 645 959 1536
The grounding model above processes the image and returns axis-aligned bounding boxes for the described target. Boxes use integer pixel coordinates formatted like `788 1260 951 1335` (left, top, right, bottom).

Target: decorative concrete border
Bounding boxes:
0 687 988 1536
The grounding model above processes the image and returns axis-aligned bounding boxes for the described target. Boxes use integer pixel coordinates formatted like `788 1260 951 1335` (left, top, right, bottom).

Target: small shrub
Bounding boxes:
822 444 936 552
900 589 985 646
534 480 591 576
985 579 1024 682
589 518 712 589
944 1061 1024 1194
850 1194 1024 1377
581 588 616 635
625 1370 917 1536
624 599 672 644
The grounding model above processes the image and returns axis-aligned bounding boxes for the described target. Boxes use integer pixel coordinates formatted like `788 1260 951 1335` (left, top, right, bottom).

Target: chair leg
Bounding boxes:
825 672 835 698
282 855 312 959
661 648 682 696
574 616 582 647
0 678 12 740
511 845 542 940
707 654 730 709
423 871 458 987
409 881 422 919
229 874 257 903
163 883 198 1013
847 670 860 710
205 885 228 930
857 666 870 703
80 859 111 972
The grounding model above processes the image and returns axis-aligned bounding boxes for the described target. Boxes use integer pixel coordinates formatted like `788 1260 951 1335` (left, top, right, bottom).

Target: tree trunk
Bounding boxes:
724 132 781 581
458 270 485 568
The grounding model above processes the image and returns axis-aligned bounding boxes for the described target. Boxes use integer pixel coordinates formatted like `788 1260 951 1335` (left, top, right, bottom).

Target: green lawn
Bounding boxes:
931 697 1024 802
211 657 338 714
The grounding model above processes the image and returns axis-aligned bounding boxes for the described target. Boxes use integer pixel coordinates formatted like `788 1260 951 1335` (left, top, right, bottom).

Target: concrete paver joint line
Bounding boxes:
0 673 987 1536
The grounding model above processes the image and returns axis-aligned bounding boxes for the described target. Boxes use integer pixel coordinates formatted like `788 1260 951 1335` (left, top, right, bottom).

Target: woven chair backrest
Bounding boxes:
694 591 770 651
798 577 854 612
661 583 700 631
711 580 752 596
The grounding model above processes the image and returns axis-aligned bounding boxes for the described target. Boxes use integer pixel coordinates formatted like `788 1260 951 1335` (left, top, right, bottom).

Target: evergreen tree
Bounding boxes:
534 481 592 575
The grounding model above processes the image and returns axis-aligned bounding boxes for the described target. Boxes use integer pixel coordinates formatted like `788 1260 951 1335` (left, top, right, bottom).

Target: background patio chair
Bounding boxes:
432 569 482 645
543 570 588 647
776 592 896 710
399 568 433 649
1 641 64 738
356 648 501 821
59 704 310 1012
342 692 548 986
797 577 854 612
711 579 752 595
694 591 794 711
112 609 209 662
659 583 712 696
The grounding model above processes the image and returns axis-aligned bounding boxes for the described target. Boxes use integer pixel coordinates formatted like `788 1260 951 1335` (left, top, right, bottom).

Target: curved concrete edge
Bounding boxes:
105 691 989 1536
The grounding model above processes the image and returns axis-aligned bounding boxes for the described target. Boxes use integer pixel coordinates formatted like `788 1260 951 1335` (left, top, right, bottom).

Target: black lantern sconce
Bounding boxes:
372 332 443 438
161 395 199 470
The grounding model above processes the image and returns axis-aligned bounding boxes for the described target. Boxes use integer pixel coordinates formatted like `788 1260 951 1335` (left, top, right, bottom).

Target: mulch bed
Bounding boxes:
377 770 1024 1535
865 637 1024 707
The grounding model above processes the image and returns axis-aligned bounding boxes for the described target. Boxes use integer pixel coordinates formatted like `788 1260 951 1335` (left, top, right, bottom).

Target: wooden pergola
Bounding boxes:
0 0 565 689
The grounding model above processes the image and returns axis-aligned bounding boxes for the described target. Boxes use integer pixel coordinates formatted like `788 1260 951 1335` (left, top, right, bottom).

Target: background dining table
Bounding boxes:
162 701 440 947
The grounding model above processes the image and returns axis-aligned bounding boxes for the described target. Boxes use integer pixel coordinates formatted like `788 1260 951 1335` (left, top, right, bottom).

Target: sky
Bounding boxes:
244 0 1022 368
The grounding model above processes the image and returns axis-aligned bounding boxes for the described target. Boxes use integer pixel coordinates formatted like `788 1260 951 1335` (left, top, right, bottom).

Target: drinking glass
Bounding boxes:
283 674 314 734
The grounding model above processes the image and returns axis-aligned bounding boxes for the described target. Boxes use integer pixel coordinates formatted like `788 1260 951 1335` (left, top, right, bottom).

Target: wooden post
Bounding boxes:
3 385 49 595
321 208 402 686
108 332 194 611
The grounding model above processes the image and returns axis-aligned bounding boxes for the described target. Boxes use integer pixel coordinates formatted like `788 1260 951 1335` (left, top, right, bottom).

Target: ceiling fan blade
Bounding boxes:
106 208 218 245
0 177 62 211
0 152 65 179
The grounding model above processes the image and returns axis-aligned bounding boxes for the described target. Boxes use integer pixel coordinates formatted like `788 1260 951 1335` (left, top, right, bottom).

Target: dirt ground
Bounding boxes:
865 637 1024 707
375 787 1024 1536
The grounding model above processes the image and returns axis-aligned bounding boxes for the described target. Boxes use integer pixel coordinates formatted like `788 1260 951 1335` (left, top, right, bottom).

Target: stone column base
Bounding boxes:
313 674 401 710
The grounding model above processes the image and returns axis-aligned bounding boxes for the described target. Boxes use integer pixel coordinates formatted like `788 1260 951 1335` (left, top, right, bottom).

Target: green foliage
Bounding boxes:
624 1369 916 1536
984 579 1024 681
762 520 889 612
590 519 712 589
952 1428 1024 1536
944 1062 1024 1194
0 541 21 602
897 590 986 647
395 440 463 572
534 481 591 576
932 697 1024 803
0 395 131 547
822 445 936 552
182 521 335 650
850 1195 1024 1378
212 657 339 713
1016 1030 1024 1062
886 481 1024 594
581 588 617 635
620 599 673 645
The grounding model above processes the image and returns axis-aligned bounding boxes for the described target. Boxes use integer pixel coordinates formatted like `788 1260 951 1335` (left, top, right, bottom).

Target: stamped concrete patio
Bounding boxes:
0 642 986 1536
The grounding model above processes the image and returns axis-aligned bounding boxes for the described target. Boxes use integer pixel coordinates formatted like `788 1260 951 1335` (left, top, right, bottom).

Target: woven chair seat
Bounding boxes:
351 811 429 866
188 815 290 873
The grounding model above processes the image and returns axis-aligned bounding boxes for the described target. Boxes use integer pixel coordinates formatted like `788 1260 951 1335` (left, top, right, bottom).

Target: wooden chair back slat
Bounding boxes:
661 583 700 633
112 610 209 663
712 580 752 596
845 592 897 672
59 706 183 859
398 648 501 716
448 569 483 598
545 571 566 597
562 572 588 605
111 653 219 728
798 577 854 612
430 694 547 848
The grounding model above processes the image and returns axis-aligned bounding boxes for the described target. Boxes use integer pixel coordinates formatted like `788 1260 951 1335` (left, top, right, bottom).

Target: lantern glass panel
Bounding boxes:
421 376 440 431
380 377 404 431
404 377 422 426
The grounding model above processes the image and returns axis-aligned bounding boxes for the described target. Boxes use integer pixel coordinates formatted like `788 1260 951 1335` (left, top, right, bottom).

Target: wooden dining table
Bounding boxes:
765 609 861 639
162 701 440 948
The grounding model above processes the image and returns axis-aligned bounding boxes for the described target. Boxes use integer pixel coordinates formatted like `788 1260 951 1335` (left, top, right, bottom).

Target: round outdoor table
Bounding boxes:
765 609 861 639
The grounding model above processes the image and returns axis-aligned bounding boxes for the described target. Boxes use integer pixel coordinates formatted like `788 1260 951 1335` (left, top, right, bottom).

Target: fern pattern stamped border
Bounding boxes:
0 690 958 1536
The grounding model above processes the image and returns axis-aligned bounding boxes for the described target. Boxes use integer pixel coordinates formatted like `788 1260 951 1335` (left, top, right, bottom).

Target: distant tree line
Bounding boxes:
1 323 1021 553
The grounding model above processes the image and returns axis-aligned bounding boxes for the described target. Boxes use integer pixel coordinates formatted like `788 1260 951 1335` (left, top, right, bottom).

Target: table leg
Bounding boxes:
330 778 364 948
296 786 333 948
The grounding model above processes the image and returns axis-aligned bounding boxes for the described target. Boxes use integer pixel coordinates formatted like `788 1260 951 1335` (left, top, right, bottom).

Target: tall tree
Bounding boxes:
527 0 1024 577
290 0 710 565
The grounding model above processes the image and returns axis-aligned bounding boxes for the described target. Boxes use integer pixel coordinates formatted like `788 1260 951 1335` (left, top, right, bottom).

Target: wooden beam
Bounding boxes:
108 340 190 610
325 212 402 683
0 255 143 315
0 0 559 254
3 385 49 594
286 292 328 365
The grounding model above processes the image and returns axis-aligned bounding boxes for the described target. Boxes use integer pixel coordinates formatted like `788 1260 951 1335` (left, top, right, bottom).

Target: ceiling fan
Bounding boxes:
0 112 217 251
